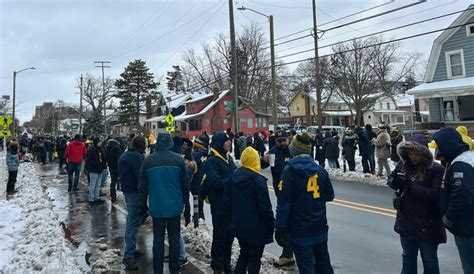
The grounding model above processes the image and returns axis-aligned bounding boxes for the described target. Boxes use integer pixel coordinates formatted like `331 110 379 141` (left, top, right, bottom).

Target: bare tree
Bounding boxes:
330 37 419 126
77 74 115 113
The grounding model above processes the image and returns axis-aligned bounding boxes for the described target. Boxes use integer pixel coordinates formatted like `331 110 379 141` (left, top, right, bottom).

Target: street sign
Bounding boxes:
0 114 13 128
224 101 235 111
0 130 11 137
165 126 175 133
165 114 175 125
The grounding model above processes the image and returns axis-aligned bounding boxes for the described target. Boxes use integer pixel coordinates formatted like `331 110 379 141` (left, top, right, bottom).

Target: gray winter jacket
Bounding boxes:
373 129 390 159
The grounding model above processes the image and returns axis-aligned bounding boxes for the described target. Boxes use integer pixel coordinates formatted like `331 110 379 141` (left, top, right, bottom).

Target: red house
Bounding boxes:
175 89 271 138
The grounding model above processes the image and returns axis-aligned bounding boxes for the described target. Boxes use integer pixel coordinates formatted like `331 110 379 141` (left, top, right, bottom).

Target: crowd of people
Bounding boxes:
3 124 474 274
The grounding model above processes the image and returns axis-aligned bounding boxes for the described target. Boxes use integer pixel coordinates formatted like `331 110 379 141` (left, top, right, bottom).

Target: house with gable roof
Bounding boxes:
407 5 474 133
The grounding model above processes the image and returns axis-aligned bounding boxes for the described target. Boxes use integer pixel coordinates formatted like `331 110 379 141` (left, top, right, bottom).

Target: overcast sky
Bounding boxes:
1 0 472 124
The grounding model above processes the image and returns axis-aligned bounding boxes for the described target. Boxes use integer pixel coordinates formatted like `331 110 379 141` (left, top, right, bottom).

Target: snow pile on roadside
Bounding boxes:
0 163 81 273
87 237 122 272
325 154 396 186
182 219 290 273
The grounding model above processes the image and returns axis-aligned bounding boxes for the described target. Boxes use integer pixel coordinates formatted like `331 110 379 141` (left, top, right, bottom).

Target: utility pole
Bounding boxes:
312 0 323 130
12 71 16 137
79 74 83 135
229 0 240 133
269 15 278 130
94 61 111 136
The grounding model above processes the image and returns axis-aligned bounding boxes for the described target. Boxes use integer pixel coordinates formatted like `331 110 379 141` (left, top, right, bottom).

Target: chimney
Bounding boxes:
212 86 220 100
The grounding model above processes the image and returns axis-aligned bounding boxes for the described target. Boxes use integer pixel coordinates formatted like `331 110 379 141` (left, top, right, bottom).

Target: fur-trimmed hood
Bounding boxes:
397 141 433 177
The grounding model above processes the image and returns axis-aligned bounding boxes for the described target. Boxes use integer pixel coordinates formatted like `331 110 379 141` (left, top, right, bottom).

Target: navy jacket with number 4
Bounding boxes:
276 155 334 246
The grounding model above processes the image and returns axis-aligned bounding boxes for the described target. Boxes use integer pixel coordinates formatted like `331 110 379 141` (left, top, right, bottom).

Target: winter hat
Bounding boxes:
289 132 312 156
156 133 174 151
173 136 183 147
240 147 261 173
275 130 289 141
73 134 81 141
408 134 429 148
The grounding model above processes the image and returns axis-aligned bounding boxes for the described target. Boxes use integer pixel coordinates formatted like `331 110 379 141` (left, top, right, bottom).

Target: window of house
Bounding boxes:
368 115 371 119
443 100 455 121
466 24 474 37
386 102 390 110
446 50 465 79
189 119 202 131
296 104 300 112
223 118 228 124
379 102 383 109
204 119 209 125
397 115 404 123
247 118 253 129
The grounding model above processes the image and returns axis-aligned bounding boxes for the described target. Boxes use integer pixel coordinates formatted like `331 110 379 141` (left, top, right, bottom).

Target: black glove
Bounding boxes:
393 172 411 191
275 229 289 248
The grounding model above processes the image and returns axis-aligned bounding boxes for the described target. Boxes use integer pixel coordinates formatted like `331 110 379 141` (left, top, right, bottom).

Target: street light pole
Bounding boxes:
237 6 277 129
12 67 36 138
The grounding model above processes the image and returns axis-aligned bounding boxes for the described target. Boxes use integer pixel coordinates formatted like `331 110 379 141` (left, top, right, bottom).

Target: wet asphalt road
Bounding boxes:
42 164 205 274
41 161 463 274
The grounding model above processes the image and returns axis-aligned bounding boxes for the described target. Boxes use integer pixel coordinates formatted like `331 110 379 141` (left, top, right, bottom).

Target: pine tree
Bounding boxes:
115 59 159 129
166 65 185 91
83 109 104 136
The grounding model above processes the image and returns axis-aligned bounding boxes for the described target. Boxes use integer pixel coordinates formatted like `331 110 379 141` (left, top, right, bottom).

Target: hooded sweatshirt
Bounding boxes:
205 132 236 215
433 127 474 237
276 155 335 246
224 147 274 245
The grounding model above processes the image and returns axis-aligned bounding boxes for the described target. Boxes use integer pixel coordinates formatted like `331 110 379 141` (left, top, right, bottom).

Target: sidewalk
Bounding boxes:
42 163 211 273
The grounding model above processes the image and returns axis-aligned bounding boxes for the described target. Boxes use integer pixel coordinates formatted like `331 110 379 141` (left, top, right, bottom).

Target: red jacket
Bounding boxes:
65 141 87 164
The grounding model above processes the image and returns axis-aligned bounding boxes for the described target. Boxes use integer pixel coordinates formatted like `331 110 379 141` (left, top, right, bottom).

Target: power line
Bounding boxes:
276 7 472 60
155 1 226 71
275 0 459 55
271 0 427 48
273 22 472 68
272 1 395 43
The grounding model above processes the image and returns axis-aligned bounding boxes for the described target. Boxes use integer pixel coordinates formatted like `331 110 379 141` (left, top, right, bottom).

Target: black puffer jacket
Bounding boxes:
106 139 123 172
387 139 446 244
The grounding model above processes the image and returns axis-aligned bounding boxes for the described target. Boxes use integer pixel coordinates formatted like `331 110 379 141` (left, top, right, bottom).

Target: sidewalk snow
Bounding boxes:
0 163 81 273
325 155 396 186
182 219 291 274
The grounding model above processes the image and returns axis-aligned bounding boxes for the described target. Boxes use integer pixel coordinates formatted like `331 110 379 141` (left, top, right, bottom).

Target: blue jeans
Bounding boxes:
152 216 180 274
328 159 337 169
179 235 186 261
88 172 102 202
123 192 141 259
454 236 474 274
400 236 439 274
101 169 108 187
368 151 376 173
292 241 333 274
67 163 81 191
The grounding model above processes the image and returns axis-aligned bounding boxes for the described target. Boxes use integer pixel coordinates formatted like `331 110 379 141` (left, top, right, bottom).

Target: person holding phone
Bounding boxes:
387 134 445 274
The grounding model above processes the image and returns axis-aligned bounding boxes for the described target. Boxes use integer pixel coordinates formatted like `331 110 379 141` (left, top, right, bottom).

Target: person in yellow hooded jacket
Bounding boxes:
224 147 274 274
456 126 473 150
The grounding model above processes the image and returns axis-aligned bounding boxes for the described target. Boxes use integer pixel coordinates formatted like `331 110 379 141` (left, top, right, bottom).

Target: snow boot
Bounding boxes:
122 257 139 271
273 257 295 268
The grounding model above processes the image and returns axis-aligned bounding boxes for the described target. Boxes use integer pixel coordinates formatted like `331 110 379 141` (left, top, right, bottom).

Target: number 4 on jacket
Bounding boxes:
307 175 320 199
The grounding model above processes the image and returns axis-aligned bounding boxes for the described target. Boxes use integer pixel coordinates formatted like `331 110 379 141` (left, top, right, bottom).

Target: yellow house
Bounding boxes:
287 90 353 126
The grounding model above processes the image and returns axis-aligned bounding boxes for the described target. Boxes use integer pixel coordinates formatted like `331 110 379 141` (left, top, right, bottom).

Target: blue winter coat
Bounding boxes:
433 128 474 237
276 155 335 246
224 167 274 245
118 149 144 193
139 149 190 218
191 148 208 195
261 145 291 196
205 150 236 215
6 152 19 171
354 127 371 157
